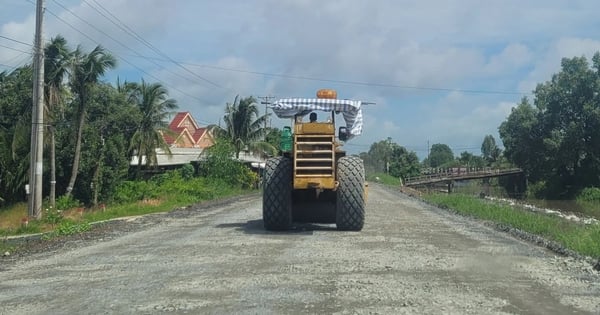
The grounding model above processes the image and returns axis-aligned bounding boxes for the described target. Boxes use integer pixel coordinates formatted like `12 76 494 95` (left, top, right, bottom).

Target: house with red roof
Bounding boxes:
131 112 214 167
164 112 214 148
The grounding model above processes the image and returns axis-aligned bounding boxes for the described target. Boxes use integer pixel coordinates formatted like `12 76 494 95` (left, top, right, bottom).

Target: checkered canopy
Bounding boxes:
269 98 363 139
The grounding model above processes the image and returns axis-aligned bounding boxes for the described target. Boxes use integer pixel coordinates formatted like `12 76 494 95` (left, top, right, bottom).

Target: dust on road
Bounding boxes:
1 185 598 314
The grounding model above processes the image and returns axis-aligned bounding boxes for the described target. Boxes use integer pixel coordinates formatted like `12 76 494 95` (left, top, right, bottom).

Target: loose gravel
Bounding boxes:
0 186 598 314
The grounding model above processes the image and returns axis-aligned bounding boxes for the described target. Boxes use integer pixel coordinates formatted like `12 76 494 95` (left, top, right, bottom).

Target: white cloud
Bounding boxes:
484 43 533 75
519 38 600 92
3 1 600 160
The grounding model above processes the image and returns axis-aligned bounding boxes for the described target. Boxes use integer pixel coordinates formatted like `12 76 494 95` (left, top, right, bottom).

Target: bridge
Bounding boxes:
404 168 524 192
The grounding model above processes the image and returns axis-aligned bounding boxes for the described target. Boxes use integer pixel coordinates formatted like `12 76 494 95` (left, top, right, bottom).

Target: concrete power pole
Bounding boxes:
28 0 45 219
259 96 275 132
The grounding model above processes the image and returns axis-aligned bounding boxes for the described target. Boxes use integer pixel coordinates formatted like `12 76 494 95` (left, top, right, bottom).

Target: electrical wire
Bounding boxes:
41 3 216 106
127 54 531 96
0 35 32 47
0 44 31 54
77 0 224 89
50 0 216 95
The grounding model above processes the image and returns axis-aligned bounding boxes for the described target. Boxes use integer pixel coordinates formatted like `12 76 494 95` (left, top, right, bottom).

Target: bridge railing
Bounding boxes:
404 167 522 185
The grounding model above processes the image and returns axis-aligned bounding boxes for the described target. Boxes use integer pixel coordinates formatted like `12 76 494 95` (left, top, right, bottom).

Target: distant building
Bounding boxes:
163 112 214 148
130 111 266 169
131 112 214 167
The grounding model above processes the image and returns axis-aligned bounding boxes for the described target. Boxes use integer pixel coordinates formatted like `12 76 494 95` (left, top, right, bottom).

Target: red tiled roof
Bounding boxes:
169 112 188 130
193 127 206 142
163 127 185 145
164 112 210 147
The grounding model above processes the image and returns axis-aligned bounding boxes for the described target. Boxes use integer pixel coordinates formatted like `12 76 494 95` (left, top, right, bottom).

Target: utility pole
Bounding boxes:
28 0 45 219
258 95 275 133
427 140 430 159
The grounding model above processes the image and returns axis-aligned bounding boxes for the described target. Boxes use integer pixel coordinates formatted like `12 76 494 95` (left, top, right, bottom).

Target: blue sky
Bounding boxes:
2 0 600 158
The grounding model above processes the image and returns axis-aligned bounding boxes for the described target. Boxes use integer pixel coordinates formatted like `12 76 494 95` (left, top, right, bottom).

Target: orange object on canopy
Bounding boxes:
316 89 337 99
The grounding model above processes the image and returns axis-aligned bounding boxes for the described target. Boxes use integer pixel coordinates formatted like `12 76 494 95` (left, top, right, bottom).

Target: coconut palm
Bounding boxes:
128 80 178 175
44 35 72 206
210 95 276 159
0 66 33 203
65 45 116 197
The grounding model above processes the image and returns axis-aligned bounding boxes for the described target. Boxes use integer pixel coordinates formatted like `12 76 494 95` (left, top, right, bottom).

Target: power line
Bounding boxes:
0 35 32 47
0 43 31 54
125 55 531 96
41 3 215 106
51 0 212 94
0 62 18 69
79 0 224 90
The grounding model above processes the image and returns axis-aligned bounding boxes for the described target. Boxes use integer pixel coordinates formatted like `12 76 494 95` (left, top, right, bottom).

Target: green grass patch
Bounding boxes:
367 173 402 186
423 193 600 259
0 173 251 238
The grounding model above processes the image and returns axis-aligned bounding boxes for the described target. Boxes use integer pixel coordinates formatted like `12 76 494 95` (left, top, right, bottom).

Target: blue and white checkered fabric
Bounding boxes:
270 98 363 139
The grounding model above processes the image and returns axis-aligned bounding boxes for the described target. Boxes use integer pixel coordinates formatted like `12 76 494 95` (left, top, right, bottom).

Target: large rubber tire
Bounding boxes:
336 156 365 231
263 156 293 230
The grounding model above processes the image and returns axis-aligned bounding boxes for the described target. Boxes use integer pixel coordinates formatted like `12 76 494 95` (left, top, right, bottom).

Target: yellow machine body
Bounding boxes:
292 120 340 190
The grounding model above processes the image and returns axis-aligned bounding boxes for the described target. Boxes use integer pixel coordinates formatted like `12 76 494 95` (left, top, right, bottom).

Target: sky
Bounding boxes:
2 0 600 159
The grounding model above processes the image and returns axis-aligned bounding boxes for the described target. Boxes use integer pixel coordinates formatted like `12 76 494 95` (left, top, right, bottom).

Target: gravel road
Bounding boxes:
1 185 599 314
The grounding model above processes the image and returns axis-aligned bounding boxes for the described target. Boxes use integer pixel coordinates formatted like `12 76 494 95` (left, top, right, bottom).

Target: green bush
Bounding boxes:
43 206 64 225
180 163 195 180
199 141 257 188
55 195 80 211
577 187 600 203
43 220 91 239
527 180 547 199
113 180 159 203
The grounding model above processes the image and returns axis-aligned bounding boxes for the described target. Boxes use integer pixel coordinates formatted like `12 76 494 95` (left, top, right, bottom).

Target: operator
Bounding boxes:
309 112 317 122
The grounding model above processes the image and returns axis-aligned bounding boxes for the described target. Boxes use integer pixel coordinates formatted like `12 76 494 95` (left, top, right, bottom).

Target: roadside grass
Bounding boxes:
423 193 600 259
574 200 600 220
367 172 402 186
0 177 249 240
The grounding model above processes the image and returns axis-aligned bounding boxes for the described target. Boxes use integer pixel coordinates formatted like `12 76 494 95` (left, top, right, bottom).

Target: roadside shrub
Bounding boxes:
199 141 257 188
42 220 91 239
527 180 547 199
55 195 80 211
113 180 159 203
180 163 195 180
577 187 600 203
43 206 64 225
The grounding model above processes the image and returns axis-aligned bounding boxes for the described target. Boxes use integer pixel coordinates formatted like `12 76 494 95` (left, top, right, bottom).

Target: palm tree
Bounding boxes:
210 95 276 159
129 80 178 175
65 45 116 197
44 35 72 206
0 66 33 203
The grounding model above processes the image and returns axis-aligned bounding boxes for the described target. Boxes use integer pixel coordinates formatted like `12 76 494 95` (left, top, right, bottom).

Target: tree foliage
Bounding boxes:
481 135 501 165
128 79 178 174
428 143 454 168
499 53 600 198
361 138 421 179
210 95 275 158
198 141 257 188
458 151 485 168
65 44 117 196
0 66 33 203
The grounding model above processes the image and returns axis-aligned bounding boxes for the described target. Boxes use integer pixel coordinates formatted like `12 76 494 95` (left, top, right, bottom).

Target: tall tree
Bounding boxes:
499 53 600 197
210 95 275 158
481 135 501 165
65 45 116 197
428 143 454 168
128 80 178 174
0 66 33 204
388 145 421 179
362 138 420 178
458 151 485 168
44 35 72 206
